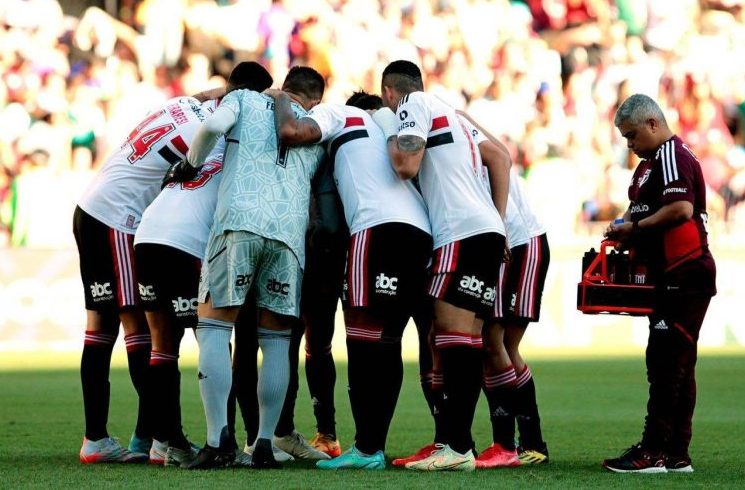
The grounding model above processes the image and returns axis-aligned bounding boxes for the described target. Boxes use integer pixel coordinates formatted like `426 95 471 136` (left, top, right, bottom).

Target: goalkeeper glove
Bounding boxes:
162 160 199 189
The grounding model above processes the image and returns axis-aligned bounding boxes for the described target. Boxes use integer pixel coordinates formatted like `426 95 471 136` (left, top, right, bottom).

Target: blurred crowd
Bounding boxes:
1 0 744 247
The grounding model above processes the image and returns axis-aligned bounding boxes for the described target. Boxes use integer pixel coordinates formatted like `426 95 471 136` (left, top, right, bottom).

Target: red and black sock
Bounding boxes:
149 351 188 447
483 365 517 450
346 337 403 454
421 370 446 444
515 365 545 450
81 330 117 440
124 332 152 439
437 333 483 455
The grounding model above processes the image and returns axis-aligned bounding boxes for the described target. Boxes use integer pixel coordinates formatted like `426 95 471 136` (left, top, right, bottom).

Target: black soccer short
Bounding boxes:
342 222 432 317
73 206 139 312
134 243 202 330
428 232 503 318
493 233 550 322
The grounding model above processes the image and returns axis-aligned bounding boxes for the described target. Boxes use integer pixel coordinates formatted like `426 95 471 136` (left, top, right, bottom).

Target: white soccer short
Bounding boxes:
198 230 303 317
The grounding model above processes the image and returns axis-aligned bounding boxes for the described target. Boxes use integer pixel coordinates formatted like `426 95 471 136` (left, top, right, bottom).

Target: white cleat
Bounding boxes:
405 444 476 472
273 431 331 460
149 439 168 465
80 437 148 464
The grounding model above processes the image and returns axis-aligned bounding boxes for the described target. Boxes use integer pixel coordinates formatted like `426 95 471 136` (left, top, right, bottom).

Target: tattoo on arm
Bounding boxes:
299 117 322 142
397 135 426 153
273 92 294 134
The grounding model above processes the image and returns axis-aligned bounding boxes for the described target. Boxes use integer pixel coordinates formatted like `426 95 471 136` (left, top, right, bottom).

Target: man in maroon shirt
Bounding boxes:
603 94 717 474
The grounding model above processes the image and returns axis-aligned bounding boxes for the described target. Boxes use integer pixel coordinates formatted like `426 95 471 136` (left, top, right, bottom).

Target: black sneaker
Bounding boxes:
182 444 235 469
665 455 694 473
248 438 282 469
602 443 666 473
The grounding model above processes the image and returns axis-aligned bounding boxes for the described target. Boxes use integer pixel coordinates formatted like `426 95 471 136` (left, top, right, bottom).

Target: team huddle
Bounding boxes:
72 60 551 471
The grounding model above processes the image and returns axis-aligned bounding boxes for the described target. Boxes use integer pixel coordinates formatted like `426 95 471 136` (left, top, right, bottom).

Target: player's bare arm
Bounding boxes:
388 135 425 180
266 90 322 146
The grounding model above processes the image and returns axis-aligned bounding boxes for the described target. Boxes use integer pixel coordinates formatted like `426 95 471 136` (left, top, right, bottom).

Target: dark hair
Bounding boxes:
381 60 423 92
282 66 325 101
227 61 273 92
346 91 383 110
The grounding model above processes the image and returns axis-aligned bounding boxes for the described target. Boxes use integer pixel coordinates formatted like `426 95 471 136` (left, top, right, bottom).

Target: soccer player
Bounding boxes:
266 89 432 469
603 94 716 473
376 60 510 471
74 86 217 464
164 66 326 469
231 163 343 464
457 113 551 468
134 62 273 467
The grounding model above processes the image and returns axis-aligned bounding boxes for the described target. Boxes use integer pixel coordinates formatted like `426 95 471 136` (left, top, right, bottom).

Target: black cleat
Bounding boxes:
602 443 666 473
248 438 282 469
182 444 235 469
665 455 693 473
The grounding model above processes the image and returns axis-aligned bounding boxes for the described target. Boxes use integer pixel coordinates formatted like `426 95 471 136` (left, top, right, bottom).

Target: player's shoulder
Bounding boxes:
656 135 699 169
398 90 427 108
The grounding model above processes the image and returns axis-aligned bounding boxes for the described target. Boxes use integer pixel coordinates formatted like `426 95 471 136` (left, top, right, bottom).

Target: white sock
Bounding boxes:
256 328 291 440
195 318 233 448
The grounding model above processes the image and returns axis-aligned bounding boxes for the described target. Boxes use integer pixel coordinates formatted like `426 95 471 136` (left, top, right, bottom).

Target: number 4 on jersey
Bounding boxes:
125 109 177 164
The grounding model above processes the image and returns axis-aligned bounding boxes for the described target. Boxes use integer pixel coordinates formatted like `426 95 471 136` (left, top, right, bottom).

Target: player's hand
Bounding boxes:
162 160 199 189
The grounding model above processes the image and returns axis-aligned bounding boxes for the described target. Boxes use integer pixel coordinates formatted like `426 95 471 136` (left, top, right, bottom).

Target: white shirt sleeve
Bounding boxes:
396 92 430 142
187 104 237 167
306 103 346 143
457 116 487 145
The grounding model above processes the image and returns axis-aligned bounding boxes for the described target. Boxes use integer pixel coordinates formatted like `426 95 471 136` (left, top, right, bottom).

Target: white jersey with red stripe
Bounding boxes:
134 138 225 260
306 103 430 236
396 92 504 249
78 96 210 234
461 117 545 249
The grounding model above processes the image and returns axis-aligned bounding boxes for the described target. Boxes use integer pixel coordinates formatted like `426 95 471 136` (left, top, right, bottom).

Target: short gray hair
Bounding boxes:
614 93 667 127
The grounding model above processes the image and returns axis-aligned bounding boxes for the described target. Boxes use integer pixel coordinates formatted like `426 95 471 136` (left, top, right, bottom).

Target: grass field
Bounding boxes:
1 355 744 489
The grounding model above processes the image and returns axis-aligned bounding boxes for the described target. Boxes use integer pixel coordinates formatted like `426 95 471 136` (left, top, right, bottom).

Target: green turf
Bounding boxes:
1 356 744 488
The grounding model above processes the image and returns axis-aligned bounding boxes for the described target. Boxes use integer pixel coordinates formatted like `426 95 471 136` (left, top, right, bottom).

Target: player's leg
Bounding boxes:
230 299 259 454
186 231 252 469
136 244 201 465
246 239 303 469
303 236 346 457
505 234 551 465
74 206 146 464
272 318 328 460
406 234 502 472
477 319 520 468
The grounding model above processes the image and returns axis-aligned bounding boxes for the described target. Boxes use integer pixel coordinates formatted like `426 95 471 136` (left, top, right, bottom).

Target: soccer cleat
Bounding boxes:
665 455 694 473
316 445 385 470
247 438 282 469
182 444 235 469
405 444 476 472
517 444 549 465
80 436 149 464
244 440 294 463
310 432 342 458
233 451 253 467
165 445 199 467
149 439 168 465
602 443 666 473
274 430 331 460
128 433 152 458
392 443 438 467
475 443 521 468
